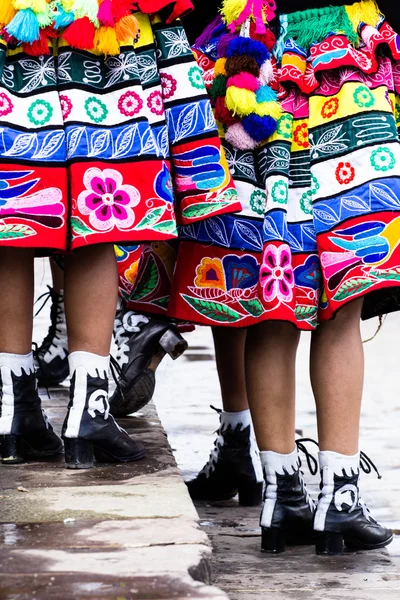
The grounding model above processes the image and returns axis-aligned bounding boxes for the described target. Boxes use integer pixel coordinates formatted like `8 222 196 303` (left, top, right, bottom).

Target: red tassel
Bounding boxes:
23 29 51 55
63 17 95 50
112 0 136 22
214 97 238 126
250 22 276 52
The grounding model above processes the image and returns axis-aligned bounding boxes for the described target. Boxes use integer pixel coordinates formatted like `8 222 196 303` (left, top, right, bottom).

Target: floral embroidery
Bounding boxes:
27 99 53 126
195 257 226 290
276 113 293 139
300 190 313 215
78 168 140 232
250 189 266 215
335 161 355 185
161 73 177 99
353 86 374 108
125 259 140 284
118 91 143 117
84 97 108 123
147 90 164 116
293 123 309 148
271 180 289 204
260 244 294 303
59 95 72 120
370 147 396 172
0 92 13 117
321 98 339 119
188 65 205 90
310 174 320 195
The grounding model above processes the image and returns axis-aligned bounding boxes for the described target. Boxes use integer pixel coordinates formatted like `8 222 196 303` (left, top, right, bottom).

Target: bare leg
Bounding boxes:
310 299 364 455
245 321 300 454
212 327 249 412
64 244 118 356
50 258 64 294
0 248 35 354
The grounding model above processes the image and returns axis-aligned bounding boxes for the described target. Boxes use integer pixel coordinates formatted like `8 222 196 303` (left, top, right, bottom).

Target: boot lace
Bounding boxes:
114 309 149 367
295 438 319 511
198 405 224 478
34 287 67 361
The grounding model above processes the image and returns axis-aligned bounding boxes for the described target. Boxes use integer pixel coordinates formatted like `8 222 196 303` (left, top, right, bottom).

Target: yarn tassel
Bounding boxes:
98 0 115 27
286 6 358 50
63 15 95 49
195 14 223 47
345 0 381 31
22 27 51 54
14 0 47 12
53 3 75 28
111 0 136 22
115 14 139 43
6 8 40 43
68 0 99 22
94 25 120 55
0 3 17 26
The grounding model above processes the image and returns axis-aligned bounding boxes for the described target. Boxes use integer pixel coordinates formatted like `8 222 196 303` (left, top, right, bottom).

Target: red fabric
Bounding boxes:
137 0 193 20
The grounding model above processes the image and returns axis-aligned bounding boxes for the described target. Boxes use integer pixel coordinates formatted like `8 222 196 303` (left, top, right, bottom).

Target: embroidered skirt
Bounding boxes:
166 1 400 329
0 14 238 252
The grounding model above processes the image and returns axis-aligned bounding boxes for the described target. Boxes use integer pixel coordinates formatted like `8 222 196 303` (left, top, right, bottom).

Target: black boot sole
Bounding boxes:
316 531 394 555
1 434 63 465
187 480 263 506
262 527 316 554
64 437 146 470
110 369 156 417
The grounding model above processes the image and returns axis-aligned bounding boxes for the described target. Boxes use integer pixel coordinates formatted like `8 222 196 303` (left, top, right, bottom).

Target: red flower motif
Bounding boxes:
118 91 143 117
161 72 177 99
59 94 72 120
335 161 355 185
293 123 309 149
147 90 164 116
321 97 339 119
0 92 13 117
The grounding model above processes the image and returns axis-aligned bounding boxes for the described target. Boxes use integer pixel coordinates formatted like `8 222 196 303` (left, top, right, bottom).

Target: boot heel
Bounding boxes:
238 481 263 507
1 435 24 464
159 329 188 360
316 531 344 555
64 438 94 470
261 527 286 554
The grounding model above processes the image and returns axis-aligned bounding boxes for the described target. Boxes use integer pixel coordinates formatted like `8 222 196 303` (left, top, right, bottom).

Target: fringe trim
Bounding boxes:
285 5 358 50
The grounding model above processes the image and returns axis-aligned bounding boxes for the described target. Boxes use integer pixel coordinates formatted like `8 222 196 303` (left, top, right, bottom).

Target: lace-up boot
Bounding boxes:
0 352 62 464
62 352 146 469
186 407 264 506
315 451 393 555
35 287 69 386
109 300 188 417
260 444 316 553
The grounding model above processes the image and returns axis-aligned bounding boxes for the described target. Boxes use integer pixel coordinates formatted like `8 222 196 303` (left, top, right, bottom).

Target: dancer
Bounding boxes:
169 0 400 554
0 0 238 469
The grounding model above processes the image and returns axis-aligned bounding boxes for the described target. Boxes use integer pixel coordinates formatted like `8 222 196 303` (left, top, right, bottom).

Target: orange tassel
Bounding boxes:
115 14 139 42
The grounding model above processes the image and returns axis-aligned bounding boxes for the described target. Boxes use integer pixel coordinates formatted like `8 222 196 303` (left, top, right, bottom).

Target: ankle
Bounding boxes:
68 351 109 377
220 408 251 430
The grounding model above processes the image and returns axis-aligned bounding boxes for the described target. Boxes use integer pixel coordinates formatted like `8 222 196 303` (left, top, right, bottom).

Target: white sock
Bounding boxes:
260 448 298 476
0 352 34 375
319 451 359 477
220 409 251 430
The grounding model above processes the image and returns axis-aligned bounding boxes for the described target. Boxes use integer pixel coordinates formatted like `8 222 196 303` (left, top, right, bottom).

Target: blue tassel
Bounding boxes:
6 9 40 44
256 86 277 104
53 4 75 29
226 37 270 66
242 114 277 142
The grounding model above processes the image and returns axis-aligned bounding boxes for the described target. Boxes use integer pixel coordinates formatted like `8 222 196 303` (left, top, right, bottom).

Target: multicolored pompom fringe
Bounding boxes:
203 0 280 150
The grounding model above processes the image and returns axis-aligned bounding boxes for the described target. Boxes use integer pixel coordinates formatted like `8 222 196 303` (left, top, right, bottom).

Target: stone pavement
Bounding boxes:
155 312 400 600
0 259 228 600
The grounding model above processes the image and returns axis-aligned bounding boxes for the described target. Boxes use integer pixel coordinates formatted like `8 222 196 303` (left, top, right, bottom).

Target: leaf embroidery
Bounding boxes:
333 278 375 301
4 133 37 157
135 207 165 230
0 224 36 239
182 202 231 219
32 131 65 160
182 295 244 323
239 299 264 317
71 217 95 237
152 220 178 235
134 257 159 300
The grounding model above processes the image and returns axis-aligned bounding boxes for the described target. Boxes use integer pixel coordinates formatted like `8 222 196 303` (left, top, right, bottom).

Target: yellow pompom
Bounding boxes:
220 0 247 26
254 100 282 120
94 26 120 56
346 0 381 31
214 58 227 77
0 2 17 26
226 86 257 117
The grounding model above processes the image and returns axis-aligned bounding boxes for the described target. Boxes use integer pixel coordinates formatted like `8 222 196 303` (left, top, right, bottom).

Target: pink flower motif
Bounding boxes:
118 91 143 117
147 90 164 116
78 167 140 232
160 72 177 99
260 244 294 303
59 95 73 120
0 92 13 117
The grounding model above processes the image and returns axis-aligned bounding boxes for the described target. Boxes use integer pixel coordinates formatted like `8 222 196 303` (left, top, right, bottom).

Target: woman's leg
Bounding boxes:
64 244 118 355
212 327 249 413
245 321 300 454
50 258 64 294
310 299 364 455
0 248 35 354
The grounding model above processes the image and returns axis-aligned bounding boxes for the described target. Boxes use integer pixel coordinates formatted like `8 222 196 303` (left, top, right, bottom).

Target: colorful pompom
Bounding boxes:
225 55 260 77
254 99 281 120
214 96 238 126
227 72 259 92
226 37 270 66
242 113 277 142
214 58 228 77
210 75 228 101
225 122 258 150
226 86 257 116
259 60 274 85
256 85 277 103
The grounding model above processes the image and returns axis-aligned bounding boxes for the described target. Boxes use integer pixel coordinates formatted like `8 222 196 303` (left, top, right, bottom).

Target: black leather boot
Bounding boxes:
109 301 188 417
0 353 62 464
35 287 69 386
315 451 393 555
62 352 146 469
186 407 264 506
260 442 317 553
